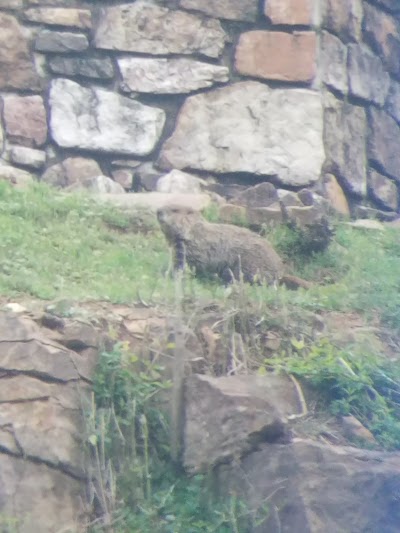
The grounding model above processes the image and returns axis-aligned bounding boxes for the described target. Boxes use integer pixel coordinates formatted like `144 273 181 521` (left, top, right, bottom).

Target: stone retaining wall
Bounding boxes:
1 0 399 215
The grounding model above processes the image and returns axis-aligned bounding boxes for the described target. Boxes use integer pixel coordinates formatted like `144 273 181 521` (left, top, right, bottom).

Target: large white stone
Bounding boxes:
119 57 229 94
94 1 227 58
49 78 165 156
159 82 325 186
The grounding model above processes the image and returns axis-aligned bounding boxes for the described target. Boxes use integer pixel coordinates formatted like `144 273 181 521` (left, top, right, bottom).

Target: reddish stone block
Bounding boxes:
3 95 47 148
235 31 316 83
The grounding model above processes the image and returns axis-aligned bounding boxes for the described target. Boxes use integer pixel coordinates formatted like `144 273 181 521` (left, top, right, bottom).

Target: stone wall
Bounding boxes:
0 0 399 216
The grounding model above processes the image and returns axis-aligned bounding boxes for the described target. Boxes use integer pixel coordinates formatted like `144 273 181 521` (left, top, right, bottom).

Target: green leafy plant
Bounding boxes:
88 343 263 532
265 338 400 449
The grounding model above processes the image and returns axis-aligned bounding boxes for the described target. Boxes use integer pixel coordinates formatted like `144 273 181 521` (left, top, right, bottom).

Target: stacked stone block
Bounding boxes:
0 0 399 214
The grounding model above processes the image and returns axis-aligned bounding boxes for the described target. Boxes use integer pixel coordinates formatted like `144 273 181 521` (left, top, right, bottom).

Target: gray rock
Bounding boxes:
118 57 229 94
368 107 400 182
67 175 126 194
94 1 227 59
184 374 299 473
324 93 367 197
319 31 348 94
363 3 400 78
348 44 390 106
41 157 102 188
9 146 46 169
48 56 114 80
232 182 278 208
0 13 40 90
217 439 400 533
159 82 325 187
386 80 400 125
1 0 22 7
0 165 34 188
111 169 133 190
24 7 91 28
277 190 304 207
35 30 89 53
134 162 164 191
49 78 166 156
321 0 363 43
156 169 204 194
178 0 258 21
368 168 398 211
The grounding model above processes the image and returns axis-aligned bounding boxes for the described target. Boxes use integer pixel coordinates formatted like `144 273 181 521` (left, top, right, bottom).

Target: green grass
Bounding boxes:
0 181 168 301
2 182 400 332
3 182 400 528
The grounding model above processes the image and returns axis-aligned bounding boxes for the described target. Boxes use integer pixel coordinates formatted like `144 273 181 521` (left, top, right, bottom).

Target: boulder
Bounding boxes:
217 439 400 533
156 169 204 194
41 157 102 188
160 82 325 187
183 374 300 473
49 79 166 156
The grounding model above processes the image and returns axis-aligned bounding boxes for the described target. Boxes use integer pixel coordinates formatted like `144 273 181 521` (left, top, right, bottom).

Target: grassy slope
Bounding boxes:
2 182 400 531
2 181 400 330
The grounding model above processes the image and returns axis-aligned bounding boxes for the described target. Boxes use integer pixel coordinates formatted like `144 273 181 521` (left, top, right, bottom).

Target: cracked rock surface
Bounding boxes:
0 310 99 532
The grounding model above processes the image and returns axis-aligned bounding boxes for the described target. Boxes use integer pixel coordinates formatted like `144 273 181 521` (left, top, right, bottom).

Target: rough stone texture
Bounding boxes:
160 82 324 186
94 2 227 59
386 80 400 125
9 146 46 169
363 2 400 78
217 439 400 533
118 57 229 94
67 175 126 194
48 55 114 79
235 31 316 83
1 0 23 7
0 311 100 532
178 0 258 21
35 30 89 53
0 455 84 533
324 94 367 197
321 0 363 42
112 169 133 189
265 0 314 25
3 95 47 148
373 0 400 13
0 165 34 188
156 169 204 194
319 31 348 94
347 44 390 105
323 174 350 216
0 14 39 90
369 170 398 211
24 8 91 28
41 157 102 188
27 0 78 4
368 108 400 182
184 374 299 473
50 79 166 156
232 182 278 208
220 204 284 226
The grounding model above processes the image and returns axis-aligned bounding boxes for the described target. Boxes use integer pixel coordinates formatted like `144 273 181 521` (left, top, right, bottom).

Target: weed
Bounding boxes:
265 338 400 449
87 343 261 532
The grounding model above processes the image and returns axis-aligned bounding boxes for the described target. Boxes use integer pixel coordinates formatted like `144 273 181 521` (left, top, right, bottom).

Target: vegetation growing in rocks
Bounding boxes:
2 182 400 529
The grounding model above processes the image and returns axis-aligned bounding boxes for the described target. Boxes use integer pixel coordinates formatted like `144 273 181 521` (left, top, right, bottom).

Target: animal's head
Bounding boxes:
157 205 199 241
